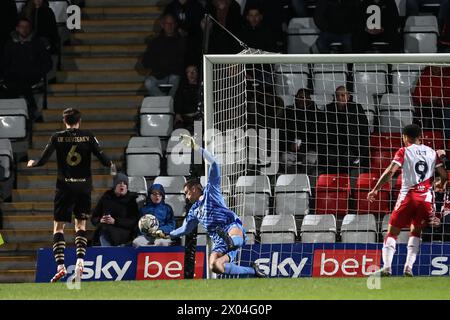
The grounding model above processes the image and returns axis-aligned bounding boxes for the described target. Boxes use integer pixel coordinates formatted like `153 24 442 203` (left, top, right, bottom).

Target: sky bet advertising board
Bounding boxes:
36 243 450 282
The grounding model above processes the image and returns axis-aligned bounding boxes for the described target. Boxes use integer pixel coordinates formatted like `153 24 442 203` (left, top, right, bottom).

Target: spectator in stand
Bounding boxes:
132 183 176 247
280 88 327 174
412 65 450 136
2 18 52 121
164 0 205 66
142 13 186 97
0 0 17 61
352 0 402 53
91 173 140 247
438 1 450 52
205 0 243 54
22 0 59 54
291 0 307 17
313 0 354 53
323 86 370 173
244 0 292 52
239 5 277 52
174 65 200 132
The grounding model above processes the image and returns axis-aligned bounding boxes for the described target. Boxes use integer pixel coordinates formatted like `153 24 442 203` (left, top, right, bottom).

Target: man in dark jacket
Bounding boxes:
91 173 140 246
239 5 277 52
142 13 186 97
0 0 18 59
323 86 370 173
2 18 52 120
133 183 176 247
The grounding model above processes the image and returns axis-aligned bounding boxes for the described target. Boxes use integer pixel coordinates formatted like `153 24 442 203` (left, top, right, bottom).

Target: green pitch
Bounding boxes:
1 277 450 300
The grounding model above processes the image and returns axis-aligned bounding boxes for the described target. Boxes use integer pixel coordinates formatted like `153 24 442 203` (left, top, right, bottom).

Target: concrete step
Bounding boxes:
81 19 158 32
56 70 146 83
47 95 143 109
43 108 138 122
2 202 54 214
0 241 49 253
61 57 142 71
70 31 153 45
33 120 136 135
62 44 146 57
85 0 169 7
0 270 35 283
31 134 132 149
82 6 163 19
1 229 94 243
17 175 114 189
17 161 117 175
27 147 125 162
0 256 36 270
3 215 95 229
48 82 146 96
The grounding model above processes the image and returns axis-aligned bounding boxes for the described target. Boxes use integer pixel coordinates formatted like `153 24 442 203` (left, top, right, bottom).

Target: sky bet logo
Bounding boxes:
313 250 380 277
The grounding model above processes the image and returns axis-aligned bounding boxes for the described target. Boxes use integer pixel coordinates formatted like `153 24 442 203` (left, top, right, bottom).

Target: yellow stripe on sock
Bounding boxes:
0 233 4 246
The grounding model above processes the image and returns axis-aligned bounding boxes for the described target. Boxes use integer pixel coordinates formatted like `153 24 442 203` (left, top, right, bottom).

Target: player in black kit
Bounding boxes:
27 108 115 283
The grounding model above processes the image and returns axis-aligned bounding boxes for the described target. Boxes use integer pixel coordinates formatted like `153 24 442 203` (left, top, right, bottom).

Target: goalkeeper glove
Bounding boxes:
152 230 169 239
180 134 199 151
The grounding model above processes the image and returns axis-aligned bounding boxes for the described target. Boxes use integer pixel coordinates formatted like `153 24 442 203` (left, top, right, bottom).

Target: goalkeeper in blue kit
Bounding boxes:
165 135 266 277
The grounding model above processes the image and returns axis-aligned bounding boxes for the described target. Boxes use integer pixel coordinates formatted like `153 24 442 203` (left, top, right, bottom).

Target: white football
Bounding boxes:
138 214 159 235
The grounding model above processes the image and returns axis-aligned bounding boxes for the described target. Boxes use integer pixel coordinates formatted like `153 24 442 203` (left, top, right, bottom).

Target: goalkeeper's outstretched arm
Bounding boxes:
169 218 198 239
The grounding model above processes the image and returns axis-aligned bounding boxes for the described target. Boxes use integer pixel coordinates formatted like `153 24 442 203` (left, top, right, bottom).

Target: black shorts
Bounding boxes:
54 188 91 223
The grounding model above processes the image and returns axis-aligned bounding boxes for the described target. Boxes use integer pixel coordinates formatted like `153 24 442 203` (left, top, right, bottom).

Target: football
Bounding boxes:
138 214 159 235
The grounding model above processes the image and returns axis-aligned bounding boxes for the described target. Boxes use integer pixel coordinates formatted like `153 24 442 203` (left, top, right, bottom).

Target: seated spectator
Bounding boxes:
0 0 17 60
1 18 52 121
313 0 354 53
174 64 200 132
22 0 59 54
132 183 175 247
164 0 205 66
412 65 450 135
205 0 243 54
352 0 402 53
91 173 140 247
142 13 186 97
323 86 370 173
280 88 327 175
239 5 277 52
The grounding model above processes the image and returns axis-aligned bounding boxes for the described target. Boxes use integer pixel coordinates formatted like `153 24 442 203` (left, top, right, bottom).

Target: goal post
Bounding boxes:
202 53 450 278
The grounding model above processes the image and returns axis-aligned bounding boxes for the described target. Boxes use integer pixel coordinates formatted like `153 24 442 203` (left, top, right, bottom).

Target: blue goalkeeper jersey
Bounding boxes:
170 148 243 246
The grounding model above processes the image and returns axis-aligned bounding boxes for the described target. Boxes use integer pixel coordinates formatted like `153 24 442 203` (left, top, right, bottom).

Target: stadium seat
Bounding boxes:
235 175 271 216
154 176 187 217
379 110 414 133
166 129 191 176
315 174 351 216
395 0 407 16
311 93 333 110
0 98 28 139
125 137 162 177
49 0 69 24
422 130 445 150
300 214 336 243
275 174 311 216
260 214 297 244
370 149 395 176
275 64 310 97
0 139 13 180
356 173 391 215
381 214 411 243
379 93 414 112
140 96 174 137
404 15 439 53
128 176 148 206
15 0 26 12
353 63 388 95
391 64 422 94
242 215 257 245
340 214 378 243
353 94 376 133
287 18 320 54
312 64 347 95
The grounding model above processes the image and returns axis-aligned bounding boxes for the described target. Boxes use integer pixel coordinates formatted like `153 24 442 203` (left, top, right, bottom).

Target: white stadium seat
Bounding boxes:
300 214 336 243
353 63 388 95
340 214 378 243
287 18 320 54
404 16 439 53
391 64 422 94
125 137 162 177
260 214 297 244
275 63 310 97
313 64 347 95
275 174 311 216
140 96 174 137
235 175 271 216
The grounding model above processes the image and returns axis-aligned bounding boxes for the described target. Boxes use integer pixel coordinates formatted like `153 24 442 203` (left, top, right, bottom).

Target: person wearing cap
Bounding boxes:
91 173 140 247
132 183 176 247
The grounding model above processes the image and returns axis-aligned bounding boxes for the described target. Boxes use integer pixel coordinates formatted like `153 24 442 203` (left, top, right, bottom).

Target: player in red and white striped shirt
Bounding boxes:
367 124 447 276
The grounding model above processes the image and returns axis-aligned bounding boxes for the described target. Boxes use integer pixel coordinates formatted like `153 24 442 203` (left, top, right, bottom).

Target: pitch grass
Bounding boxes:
0 277 450 300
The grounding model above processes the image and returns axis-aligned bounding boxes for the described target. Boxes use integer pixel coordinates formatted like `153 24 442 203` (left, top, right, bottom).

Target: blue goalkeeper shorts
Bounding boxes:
212 222 247 263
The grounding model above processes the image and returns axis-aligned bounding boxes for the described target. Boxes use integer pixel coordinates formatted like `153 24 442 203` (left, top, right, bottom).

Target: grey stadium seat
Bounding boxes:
128 176 148 207
166 129 191 176
353 63 388 95
0 139 13 180
275 64 310 97
275 174 311 216
242 215 257 245
300 214 336 243
125 137 162 177
404 15 439 53
153 176 187 217
260 214 297 244
287 18 320 54
312 64 347 95
235 175 271 216
378 94 414 133
140 96 174 137
382 214 411 243
340 214 378 243
0 99 28 139
391 64 422 94
353 94 376 133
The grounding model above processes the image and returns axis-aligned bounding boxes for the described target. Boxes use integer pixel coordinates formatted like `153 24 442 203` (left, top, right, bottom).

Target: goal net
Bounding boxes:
203 52 450 278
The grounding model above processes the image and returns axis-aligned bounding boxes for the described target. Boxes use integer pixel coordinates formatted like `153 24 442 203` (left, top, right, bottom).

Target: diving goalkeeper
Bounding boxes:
162 134 266 277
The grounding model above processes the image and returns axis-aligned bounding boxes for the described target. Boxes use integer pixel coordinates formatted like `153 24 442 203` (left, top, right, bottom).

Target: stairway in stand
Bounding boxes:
0 0 168 283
